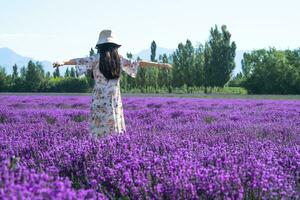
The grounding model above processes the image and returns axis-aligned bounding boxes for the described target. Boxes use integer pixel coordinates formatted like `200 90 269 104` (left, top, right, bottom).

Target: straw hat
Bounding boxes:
96 29 121 47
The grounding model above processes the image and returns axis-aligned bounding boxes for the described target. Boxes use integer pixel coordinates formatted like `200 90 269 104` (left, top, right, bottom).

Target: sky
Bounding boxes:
0 0 299 62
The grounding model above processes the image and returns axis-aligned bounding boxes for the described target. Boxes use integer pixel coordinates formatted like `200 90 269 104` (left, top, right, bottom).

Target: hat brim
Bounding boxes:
96 42 121 48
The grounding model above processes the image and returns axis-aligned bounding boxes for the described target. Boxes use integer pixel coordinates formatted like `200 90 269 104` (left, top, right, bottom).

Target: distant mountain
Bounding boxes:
0 47 53 74
134 47 246 76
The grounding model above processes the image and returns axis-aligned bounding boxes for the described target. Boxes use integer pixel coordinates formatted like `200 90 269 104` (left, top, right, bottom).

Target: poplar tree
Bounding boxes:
204 25 236 90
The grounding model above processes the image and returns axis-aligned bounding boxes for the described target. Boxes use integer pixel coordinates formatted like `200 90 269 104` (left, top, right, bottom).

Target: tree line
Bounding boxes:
230 48 300 94
0 25 237 94
121 25 236 93
1 24 299 94
0 61 90 93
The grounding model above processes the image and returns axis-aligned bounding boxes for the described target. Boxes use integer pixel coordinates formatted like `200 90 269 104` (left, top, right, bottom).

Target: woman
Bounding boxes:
53 30 172 137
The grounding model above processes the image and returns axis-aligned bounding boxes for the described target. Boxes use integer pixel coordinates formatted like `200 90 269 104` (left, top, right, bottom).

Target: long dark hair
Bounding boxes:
94 43 121 80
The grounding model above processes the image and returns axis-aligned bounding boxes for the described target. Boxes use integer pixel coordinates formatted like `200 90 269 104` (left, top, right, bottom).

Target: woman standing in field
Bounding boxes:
53 30 172 137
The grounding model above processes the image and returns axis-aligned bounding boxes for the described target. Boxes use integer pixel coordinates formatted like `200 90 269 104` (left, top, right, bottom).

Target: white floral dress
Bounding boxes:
74 54 138 137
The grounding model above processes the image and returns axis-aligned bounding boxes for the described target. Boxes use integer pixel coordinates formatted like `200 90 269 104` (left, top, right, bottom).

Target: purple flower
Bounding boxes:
0 96 299 199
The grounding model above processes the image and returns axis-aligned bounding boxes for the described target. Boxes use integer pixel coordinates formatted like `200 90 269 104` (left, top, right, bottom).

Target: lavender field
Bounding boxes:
0 96 299 199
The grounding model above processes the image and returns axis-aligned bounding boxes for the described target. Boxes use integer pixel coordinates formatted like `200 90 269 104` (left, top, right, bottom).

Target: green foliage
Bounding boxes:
46 116 56 125
194 45 205 87
172 40 205 92
228 72 244 87
204 25 236 91
158 54 173 92
20 66 26 79
85 47 96 88
8 64 26 92
36 62 45 76
1 34 236 94
53 67 60 78
0 67 8 92
75 68 79 78
89 48 96 56
11 77 25 92
25 60 44 92
3 26 300 95
43 77 89 93
70 67 76 78
64 67 70 77
1 60 89 92
126 52 133 59
72 114 86 122
151 41 157 62
121 86 247 95
206 26 236 91
242 48 300 94
148 41 159 90
12 64 18 80
204 116 215 124
173 43 186 87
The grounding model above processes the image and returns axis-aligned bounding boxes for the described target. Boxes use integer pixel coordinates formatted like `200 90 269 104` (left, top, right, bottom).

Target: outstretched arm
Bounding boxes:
53 55 99 68
53 55 98 76
53 59 77 68
138 60 172 69
120 56 172 78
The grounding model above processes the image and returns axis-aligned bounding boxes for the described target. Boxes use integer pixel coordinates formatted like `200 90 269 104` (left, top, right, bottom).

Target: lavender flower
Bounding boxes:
0 96 299 199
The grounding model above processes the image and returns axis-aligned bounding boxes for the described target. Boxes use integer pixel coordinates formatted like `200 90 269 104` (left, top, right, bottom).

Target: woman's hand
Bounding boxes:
132 60 140 68
53 61 64 68
122 58 132 67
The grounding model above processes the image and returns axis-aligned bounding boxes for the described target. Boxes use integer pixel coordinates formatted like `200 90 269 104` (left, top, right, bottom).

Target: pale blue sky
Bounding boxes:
0 0 299 61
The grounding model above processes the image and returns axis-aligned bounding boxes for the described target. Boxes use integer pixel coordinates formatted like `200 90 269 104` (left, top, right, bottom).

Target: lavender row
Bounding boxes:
0 96 299 199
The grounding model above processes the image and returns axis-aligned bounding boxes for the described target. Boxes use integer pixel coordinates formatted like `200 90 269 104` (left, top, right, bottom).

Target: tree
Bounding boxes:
70 67 76 78
241 53 252 78
126 52 133 59
228 72 244 87
148 40 159 91
242 48 300 94
35 62 45 78
172 40 193 87
204 42 212 93
65 67 70 77
12 64 18 80
0 67 8 92
46 72 51 78
122 52 135 91
86 47 96 89
90 48 95 56
204 25 236 91
53 67 60 78
136 50 147 92
173 43 183 87
158 53 173 93
75 68 79 78
151 41 157 62
25 60 43 91
10 64 24 92
183 40 195 92
172 40 205 92
20 66 26 80
194 44 205 87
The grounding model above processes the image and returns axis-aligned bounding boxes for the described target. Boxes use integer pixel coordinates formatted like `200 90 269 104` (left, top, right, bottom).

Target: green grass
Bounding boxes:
123 93 300 100
1 92 300 100
122 86 248 95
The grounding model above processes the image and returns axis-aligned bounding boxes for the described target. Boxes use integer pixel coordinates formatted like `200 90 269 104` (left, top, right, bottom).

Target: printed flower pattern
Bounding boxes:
74 54 139 137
